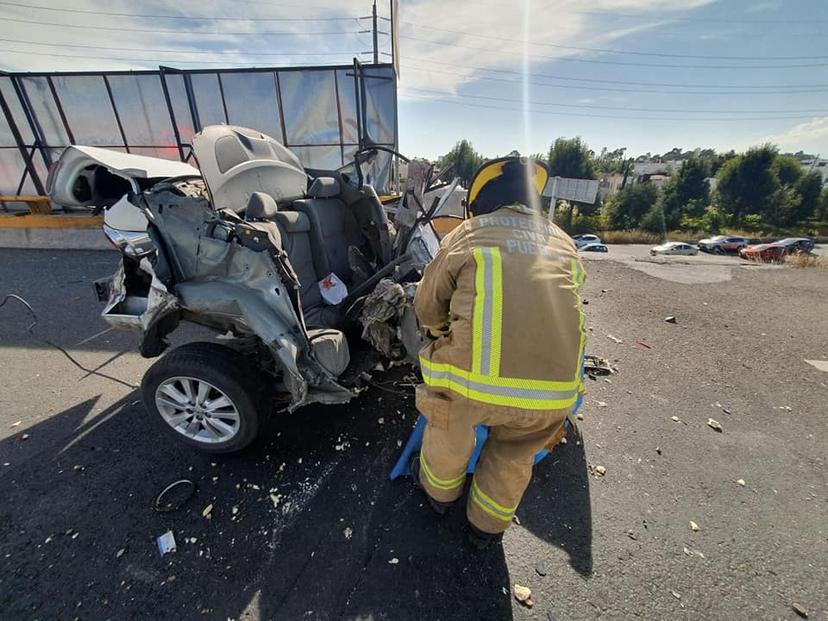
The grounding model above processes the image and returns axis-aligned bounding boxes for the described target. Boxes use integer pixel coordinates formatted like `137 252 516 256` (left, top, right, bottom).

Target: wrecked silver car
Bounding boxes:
48 125 451 452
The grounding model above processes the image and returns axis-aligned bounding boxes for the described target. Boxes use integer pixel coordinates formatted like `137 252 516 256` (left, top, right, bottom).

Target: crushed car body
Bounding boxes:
47 126 455 451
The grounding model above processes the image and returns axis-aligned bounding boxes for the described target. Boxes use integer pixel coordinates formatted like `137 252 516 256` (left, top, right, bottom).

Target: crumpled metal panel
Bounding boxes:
101 257 179 333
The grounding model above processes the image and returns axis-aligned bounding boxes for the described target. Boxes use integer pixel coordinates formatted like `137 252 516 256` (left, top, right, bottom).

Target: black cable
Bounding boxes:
401 86 828 115
400 64 828 96
400 22 828 61
0 294 136 389
398 92 826 122
0 37 363 58
0 0 360 21
400 34 828 69
404 56 828 90
0 17 362 37
0 47 358 65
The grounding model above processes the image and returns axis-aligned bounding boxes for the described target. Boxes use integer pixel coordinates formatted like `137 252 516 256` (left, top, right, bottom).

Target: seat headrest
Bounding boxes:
246 192 279 220
308 176 340 199
271 211 311 233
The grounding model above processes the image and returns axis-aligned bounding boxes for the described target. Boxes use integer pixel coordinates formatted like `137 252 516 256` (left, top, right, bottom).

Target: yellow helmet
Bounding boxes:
467 156 549 217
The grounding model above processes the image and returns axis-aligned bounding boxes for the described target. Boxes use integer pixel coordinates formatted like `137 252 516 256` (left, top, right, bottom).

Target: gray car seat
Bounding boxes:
292 177 364 284
244 192 335 327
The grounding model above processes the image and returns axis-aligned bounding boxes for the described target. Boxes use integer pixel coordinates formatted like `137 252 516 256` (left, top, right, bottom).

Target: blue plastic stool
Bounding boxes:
389 393 583 480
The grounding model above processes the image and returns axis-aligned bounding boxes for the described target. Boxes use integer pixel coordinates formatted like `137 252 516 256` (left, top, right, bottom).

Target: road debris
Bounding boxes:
154 479 196 513
671 590 681 600
535 562 548 576
18 433 29 441
671 416 681 423
792 602 808 618
665 316 677 324
388 557 399 565
584 355 617 377
606 334 623 344
735 479 746 487
595 400 607 408
594 465 607 477
156 531 176 556
635 339 653 350
683 546 705 559
9 420 21 428
689 520 700 532
707 418 723 432
343 527 353 540
202 503 213 519
513 584 533 608
116 548 126 558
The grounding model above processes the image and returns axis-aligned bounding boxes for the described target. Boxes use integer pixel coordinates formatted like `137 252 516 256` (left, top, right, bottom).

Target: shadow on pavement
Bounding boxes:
0 377 591 620
519 429 594 577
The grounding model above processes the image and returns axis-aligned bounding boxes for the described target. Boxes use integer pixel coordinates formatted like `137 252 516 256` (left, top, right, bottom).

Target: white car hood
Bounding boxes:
47 146 199 207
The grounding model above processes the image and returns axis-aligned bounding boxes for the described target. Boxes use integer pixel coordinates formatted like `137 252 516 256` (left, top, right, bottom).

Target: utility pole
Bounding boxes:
372 0 379 64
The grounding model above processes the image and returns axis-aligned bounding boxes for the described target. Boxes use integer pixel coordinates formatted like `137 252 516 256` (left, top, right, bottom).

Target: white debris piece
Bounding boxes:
156 531 177 556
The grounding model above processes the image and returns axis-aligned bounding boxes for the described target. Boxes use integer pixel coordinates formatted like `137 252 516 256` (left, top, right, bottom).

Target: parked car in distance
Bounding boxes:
739 243 773 261
650 241 699 256
698 235 750 253
740 238 814 262
578 243 608 253
573 234 602 248
773 237 815 254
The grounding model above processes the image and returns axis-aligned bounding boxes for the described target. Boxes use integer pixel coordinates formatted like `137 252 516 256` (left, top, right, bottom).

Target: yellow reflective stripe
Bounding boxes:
419 449 466 491
571 259 587 392
421 357 580 392
489 247 503 377
470 479 515 522
472 247 485 375
420 360 580 411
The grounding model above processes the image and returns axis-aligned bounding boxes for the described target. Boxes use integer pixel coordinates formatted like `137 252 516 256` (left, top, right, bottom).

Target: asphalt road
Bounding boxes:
0 248 826 621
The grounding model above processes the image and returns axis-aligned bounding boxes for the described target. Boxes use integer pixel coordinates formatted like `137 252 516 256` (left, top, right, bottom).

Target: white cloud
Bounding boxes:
760 116 828 152
396 0 717 95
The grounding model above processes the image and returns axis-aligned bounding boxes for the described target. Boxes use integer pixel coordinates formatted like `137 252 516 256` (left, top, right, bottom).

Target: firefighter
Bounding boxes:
411 155 586 549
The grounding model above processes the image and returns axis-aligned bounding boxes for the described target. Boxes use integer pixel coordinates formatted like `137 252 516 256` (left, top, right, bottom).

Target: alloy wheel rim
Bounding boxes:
155 376 240 444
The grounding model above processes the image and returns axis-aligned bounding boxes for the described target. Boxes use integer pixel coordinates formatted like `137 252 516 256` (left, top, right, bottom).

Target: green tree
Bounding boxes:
547 137 596 179
715 144 780 223
547 137 597 229
602 183 658 230
774 155 802 186
819 187 828 221
436 139 486 187
650 156 711 231
793 171 824 222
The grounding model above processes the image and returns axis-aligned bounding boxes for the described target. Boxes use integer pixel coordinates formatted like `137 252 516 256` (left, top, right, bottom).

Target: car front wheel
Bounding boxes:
141 342 265 453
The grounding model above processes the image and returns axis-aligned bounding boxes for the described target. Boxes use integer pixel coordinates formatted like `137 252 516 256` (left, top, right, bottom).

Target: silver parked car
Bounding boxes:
697 235 749 253
650 241 699 256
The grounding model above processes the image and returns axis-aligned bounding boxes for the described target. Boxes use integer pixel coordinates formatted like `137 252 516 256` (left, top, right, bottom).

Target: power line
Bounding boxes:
402 86 828 115
406 56 828 91
0 0 360 21
400 34 828 69
0 16 362 36
571 8 828 25
0 37 362 58
401 63 828 96
0 47 357 66
401 22 828 61
399 91 826 121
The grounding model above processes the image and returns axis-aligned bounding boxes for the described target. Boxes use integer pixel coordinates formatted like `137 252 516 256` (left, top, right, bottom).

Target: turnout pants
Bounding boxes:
416 387 569 534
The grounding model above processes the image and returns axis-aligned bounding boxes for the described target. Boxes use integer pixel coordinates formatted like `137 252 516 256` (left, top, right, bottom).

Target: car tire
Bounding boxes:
141 342 266 453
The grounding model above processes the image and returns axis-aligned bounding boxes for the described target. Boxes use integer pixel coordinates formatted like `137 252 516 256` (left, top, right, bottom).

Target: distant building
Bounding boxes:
799 158 828 186
597 172 626 199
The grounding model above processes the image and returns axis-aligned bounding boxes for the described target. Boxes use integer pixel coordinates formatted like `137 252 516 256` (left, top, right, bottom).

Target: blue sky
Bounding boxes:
2 0 827 160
